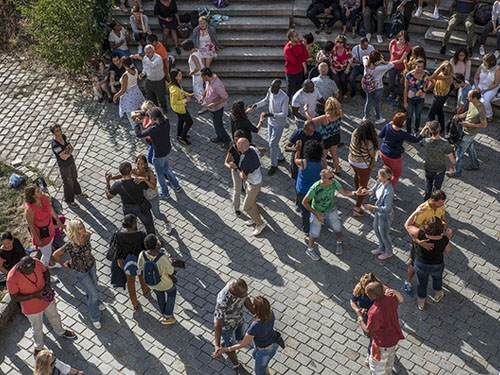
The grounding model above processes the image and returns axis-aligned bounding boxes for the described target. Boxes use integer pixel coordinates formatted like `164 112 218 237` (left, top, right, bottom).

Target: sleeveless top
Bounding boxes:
320 116 341 139
433 75 452 97
478 65 498 90
26 195 55 247
143 170 159 200
121 70 138 90
296 160 323 194
188 51 204 76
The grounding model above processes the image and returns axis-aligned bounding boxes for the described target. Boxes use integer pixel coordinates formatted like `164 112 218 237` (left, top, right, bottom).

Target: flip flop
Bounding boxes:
429 293 444 303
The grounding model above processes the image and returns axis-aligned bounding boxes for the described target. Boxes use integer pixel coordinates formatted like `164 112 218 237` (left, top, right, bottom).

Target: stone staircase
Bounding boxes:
112 0 500 113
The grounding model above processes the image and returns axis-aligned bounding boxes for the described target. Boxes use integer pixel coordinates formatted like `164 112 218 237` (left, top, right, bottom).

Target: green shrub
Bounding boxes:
16 0 112 73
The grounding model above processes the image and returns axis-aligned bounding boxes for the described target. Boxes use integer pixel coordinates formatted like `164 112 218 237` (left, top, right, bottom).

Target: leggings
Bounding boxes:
380 152 403 187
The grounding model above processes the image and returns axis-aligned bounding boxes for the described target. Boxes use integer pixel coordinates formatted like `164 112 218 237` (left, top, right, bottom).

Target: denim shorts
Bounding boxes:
309 208 343 238
221 322 245 347
253 342 279 375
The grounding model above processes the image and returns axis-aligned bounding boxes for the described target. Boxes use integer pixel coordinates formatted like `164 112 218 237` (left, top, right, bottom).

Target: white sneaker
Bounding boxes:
252 223 266 236
50 275 59 284
244 220 255 226
137 45 143 55
92 321 102 329
415 7 423 17
362 116 368 121
98 303 106 311
433 7 439 19
375 117 386 125
366 33 371 42
480 46 485 56
376 35 383 44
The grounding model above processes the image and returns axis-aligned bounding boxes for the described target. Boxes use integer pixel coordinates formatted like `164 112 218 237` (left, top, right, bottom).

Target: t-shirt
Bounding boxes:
230 118 258 143
214 282 246 331
413 201 446 229
289 129 323 158
291 88 322 121
415 230 449 264
247 313 277 348
389 39 411 70
115 231 146 259
305 179 342 213
155 42 168 62
405 71 431 99
362 57 394 90
52 135 74 168
7 259 51 315
108 29 128 51
422 137 454 173
137 251 175 291
59 234 95 273
239 147 262 185
463 102 486 137
379 123 422 159
367 294 404 348
0 239 26 272
109 179 148 205
109 63 125 83
351 44 374 66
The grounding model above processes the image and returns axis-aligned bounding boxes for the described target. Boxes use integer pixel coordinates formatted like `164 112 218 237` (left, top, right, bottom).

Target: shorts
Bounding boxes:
323 134 341 149
221 322 245 347
309 208 343 238
408 242 417 266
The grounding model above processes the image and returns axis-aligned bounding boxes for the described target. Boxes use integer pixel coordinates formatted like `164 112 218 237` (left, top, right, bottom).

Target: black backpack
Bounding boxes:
475 4 492 26
445 119 463 146
388 11 405 39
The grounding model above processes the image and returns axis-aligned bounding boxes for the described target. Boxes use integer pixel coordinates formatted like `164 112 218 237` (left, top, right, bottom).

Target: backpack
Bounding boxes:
475 4 492 26
445 119 463 146
361 72 377 93
9 173 25 188
388 11 404 39
142 252 164 286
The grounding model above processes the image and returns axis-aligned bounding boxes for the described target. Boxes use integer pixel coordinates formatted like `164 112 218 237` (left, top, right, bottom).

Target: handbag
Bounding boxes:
274 331 285 349
106 233 120 261
177 23 190 39
37 218 52 239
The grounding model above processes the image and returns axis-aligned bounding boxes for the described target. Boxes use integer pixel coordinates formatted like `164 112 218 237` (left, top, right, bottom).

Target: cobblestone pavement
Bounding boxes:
0 54 499 375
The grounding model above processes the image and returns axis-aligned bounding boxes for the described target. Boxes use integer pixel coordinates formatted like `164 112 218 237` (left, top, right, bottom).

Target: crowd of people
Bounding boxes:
0 1 495 375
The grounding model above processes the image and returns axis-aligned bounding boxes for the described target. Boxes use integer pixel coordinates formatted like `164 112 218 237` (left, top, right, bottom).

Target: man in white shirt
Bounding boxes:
138 45 168 112
349 37 374 97
291 80 323 129
251 80 289 175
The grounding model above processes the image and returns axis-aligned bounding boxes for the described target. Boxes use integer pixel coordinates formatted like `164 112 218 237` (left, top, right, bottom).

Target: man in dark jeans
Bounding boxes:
284 30 310 103
307 0 341 34
105 162 155 234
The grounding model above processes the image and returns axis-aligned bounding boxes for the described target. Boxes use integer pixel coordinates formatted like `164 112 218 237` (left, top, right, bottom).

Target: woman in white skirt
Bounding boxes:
182 39 204 101
113 56 145 128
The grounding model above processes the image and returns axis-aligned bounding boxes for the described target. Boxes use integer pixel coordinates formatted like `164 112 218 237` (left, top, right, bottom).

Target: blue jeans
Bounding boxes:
414 260 444 299
349 65 364 95
407 97 424 133
152 154 180 196
364 88 383 119
424 170 445 201
154 285 177 318
297 192 311 235
148 195 166 221
210 107 231 143
454 134 479 174
133 32 148 43
253 342 279 375
147 145 154 164
373 212 392 255
74 263 101 323
112 48 131 57
221 322 245 347
268 124 285 167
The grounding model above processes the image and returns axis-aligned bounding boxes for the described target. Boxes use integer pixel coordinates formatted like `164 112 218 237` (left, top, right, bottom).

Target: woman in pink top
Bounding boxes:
24 185 64 267
385 31 410 107
449 47 471 81
330 35 353 100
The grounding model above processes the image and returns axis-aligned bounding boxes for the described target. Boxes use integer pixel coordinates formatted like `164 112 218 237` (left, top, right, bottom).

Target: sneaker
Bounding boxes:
384 95 393 103
446 172 461 178
376 35 383 44
161 317 176 325
159 193 171 200
68 202 79 209
98 303 106 311
267 166 278 176
366 33 371 42
245 219 255 226
375 117 386 125
440 45 446 55
50 275 59 284
252 223 266 236
165 222 173 234
305 248 320 261
335 242 344 256
404 281 413 295
377 253 393 260
414 6 422 17
175 186 182 193
480 46 485 56
137 45 143 55
433 7 439 19
463 166 480 171
371 248 384 255
92 321 102 329
61 330 77 340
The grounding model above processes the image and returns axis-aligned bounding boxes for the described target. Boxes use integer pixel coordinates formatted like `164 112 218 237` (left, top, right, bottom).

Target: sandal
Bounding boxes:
353 209 365 217
429 292 444 303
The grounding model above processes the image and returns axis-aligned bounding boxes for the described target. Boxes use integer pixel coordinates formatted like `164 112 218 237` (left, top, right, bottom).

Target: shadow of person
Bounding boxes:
76 198 120 236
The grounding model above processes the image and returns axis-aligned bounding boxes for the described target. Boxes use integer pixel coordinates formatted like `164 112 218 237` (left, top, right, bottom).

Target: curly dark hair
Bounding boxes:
355 120 379 150
304 140 323 162
230 100 247 121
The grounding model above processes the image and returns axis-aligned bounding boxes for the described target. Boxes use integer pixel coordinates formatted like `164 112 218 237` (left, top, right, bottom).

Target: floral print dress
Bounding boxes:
199 30 217 59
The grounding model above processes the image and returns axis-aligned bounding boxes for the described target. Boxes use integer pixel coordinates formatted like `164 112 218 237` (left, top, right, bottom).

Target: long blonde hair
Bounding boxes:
352 273 383 297
34 350 54 375
140 100 155 111
65 219 86 244
441 61 454 77
324 97 342 118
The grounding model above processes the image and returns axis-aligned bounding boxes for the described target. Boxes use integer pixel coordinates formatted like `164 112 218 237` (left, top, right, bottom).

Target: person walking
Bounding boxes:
134 107 182 199
302 169 362 260
7 256 77 356
137 234 177 325
348 119 378 216
237 138 267 236
213 296 280 375
356 282 404 375
213 279 255 373
404 214 452 310
421 121 456 201
168 68 195 145
403 58 431 134
105 162 156 234
200 67 231 148
136 45 168 113
53 220 104 329
284 29 310 101
113 57 145 128
251 79 290 175
50 124 86 209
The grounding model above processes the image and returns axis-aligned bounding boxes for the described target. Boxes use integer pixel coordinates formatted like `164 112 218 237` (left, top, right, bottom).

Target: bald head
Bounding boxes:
318 62 329 75
236 138 250 153
365 281 384 301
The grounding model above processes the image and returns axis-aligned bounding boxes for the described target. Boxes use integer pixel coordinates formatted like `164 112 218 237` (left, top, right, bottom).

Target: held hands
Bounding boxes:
212 346 225 359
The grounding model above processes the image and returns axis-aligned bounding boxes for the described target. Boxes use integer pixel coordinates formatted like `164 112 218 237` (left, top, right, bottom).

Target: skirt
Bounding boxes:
119 85 145 118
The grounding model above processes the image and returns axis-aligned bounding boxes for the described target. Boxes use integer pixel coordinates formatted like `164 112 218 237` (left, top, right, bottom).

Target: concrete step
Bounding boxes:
174 60 285 78
173 46 285 61
425 26 496 48
182 77 273 93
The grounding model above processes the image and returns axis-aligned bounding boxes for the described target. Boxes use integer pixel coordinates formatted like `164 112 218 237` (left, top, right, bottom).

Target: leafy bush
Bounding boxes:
15 0 112 73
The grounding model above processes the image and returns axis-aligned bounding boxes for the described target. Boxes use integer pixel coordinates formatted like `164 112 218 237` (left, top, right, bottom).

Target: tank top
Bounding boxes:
433 75 452 97
121 70 138 90
296 160 323 194
26 195 55 247
320 116 341 139
478 65 498 90
188 51 204 76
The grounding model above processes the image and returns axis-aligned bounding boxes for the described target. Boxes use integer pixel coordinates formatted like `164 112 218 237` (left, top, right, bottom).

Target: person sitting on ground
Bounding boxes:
0 232 27 283
108 20 131 57
440 0 478 56
449 47 471 82
473 53 500 123
307 0 341 34
350 37 374 97
34 349 84 375
92 59 112 103
479 0 500 58
130 5 151 55
192 16 222 68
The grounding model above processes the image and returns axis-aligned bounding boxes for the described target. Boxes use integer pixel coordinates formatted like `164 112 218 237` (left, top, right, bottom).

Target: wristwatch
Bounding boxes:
357 315 363 323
